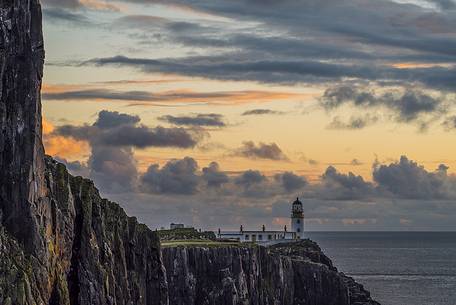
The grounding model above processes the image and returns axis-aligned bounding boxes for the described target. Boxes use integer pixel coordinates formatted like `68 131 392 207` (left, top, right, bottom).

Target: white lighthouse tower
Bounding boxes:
291 197 304 239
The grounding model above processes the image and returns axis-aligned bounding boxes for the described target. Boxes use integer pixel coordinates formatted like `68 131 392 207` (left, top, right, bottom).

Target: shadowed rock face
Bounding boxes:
162 242 379 305
0 2 167 304
0 1 380 305
0 0 46 256
0 156 169 305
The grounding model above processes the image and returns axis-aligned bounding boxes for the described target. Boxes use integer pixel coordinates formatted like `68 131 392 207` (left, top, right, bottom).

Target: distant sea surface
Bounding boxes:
306 232 456 305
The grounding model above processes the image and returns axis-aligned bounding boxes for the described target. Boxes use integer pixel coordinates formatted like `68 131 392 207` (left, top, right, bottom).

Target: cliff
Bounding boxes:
45 157 168 305
1 2 167 304
1 155 168 305
0 1 379 305
161 241 378 305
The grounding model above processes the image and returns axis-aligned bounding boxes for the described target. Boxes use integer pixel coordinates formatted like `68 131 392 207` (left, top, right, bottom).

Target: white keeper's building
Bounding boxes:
216 197 305 243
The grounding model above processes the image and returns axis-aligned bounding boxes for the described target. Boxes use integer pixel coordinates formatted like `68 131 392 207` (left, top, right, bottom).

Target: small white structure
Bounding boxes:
217 198 305 243
170 223 185 229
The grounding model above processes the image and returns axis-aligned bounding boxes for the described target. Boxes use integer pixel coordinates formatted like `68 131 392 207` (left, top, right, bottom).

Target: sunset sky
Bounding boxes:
41 0 456 231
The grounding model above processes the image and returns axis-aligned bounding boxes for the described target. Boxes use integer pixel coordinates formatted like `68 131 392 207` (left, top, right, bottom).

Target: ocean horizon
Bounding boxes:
307 231 456 305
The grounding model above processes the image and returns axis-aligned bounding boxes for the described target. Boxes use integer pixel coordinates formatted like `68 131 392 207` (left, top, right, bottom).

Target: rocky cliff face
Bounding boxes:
0 0 46 257
161 242 378 305
0 1 380 305
1 4 167 304
1 154 168 305
45 158 168 305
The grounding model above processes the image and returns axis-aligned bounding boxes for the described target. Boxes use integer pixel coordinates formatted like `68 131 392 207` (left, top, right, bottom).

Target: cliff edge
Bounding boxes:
0 1 379 305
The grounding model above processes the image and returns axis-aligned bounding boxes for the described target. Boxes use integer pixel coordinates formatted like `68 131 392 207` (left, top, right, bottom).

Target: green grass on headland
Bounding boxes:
160 239 258 248
157 228 216 241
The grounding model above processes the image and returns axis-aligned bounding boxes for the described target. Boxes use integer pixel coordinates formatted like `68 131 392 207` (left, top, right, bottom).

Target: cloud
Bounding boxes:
42 0 81 9
373 155 455 199
50 150 456 230
42 0 120 11
308 159 319 166
89 146 138 193
141 157 199 194
50 111 205 193
42 89 161 102
202 162 229 188
79 19 456 90
94 110 140 129
274 172 308 192
48 0 456 91
82 55 386 85
43 8 92 24
242 109 285 116
443 116 456 130
321 86 448 125
319 166 375 200
390 91 444 122
234 141 289 161
82 53 456 91
327 115 379 130
54 157 90 177
96 125 202 149
53 110 203 149
429 0 456 9
234 170 266 189
42 119 90 159
42 86 299 106
351 159 363 166
42 0 456 230
44 134 90 159
437 163 450 173
158 113 226 127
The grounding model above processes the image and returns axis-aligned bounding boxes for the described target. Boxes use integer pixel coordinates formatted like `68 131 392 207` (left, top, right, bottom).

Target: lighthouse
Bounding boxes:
216 197 305 243
291 197 304 239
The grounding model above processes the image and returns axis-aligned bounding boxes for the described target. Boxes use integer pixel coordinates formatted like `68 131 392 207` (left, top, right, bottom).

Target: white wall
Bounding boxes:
219 231 296 242
291 217 304 239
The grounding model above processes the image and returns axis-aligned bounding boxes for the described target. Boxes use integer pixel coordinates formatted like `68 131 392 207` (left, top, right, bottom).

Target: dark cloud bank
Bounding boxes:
46 0 456 92
52 109 456 230
58 152 456 231
43 0 456 132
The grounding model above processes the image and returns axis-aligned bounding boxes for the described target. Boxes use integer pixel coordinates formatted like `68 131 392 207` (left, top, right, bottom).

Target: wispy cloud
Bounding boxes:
321 86 452 130
158 113 226 127
42 85 302 106
242 109 286 116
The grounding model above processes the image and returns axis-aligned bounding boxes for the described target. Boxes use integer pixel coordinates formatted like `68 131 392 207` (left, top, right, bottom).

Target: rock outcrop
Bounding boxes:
161 241 379 305
0 1 380 305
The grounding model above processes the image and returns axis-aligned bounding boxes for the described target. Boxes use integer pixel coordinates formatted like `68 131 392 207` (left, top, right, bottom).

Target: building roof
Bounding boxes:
220 230 295 235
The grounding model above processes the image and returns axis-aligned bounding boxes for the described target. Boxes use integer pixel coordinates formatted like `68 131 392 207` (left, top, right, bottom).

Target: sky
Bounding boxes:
41 0 456 231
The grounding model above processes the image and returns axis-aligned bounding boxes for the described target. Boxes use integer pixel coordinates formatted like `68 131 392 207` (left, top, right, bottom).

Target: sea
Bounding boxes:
306 232 456 305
